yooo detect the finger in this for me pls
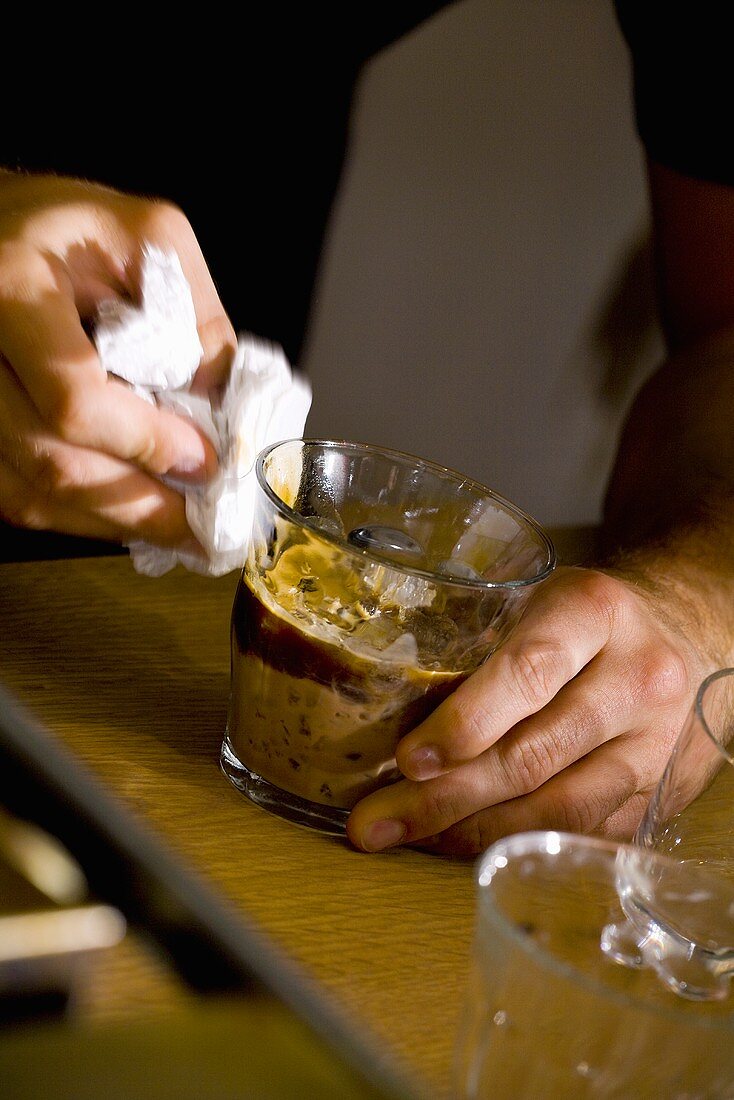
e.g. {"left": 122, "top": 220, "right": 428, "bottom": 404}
{"left": 37, "top": 192, "right": 237, "bottom": 378}
{"left": 397, "top": 568, "right": 619, "bottom": 781}
{"left": 0, "top": 455, "right": 197, "bottom": 548}
{"left": 2, "top": 206, "right": 231, "bottom": 473}
{"left": 410, "top": 737, "right": 659, "bottom": 858}
{"left": 133, "top": 202, "right": 237, "bottom": 391}
{"left": 349, "top": 654, "right": 628, "bottom": 852}
{"left": 0, "top": 278, "right": 217, "bottom": 481}
{"left": 349, "top": 626, "right": 688, "bottom": 855}
{"left": 599, "top": 792, "right": 654, "bottom": 840}
{"left": 0, "top": 363, "right": 196, "bottom": 547}
{"left": 190, "top": 314, "right": 237, "bottom": 395}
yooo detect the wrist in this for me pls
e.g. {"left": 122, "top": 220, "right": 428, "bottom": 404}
{"left": 595, "top": 523, "right": 734, "bottom": 670}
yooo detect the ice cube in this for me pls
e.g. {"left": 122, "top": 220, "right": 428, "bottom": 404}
{"left": 349, "top": 615, "right": 404, "bottom": 653}
{"left": 348, "top": 525, "right": 424, "bottom": 562}
{"left": 437, "top": 558, "right": 486, "bottom": 584}
{"left": 362, "top": 563, "right": 435, "bottom": 610}
{"left": 380, "top": 632, "right": 419, "bottom": 666}
{"left": 400, "top": 609, "right": 459, "bottom": 663}
{"left": 296, "top": 479, "right": 346, "bottom": 540}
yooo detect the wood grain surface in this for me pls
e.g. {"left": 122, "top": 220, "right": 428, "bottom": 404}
{"left": 0, "top": 554, "right": 498, "bottom": 1098}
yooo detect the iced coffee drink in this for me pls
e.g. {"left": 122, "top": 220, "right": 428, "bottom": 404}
{"left": 228, "top": 537, "right": 470, "bottom": 813}
{"left": 221, "top": 439, "right": 555, "bottom": 833}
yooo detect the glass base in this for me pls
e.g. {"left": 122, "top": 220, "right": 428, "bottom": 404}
{"left": 220, "top": 735, "right": 350, "bottom": 836}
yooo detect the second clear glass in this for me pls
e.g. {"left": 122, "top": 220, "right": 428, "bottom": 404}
{"left": 456, "top": 831, "right": 734, "bottom": 1099}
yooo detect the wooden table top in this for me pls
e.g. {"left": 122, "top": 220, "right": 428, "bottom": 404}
{"left": 0, "top": 529, "right": 593, "bottom": 1099}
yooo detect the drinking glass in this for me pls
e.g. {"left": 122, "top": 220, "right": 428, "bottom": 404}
{"left": 601, "top": 667, "right": 734, "bottom": 1001}
{"left": 635, "top": 667, "right": 734, "bottom": 871}
{"left": 455, "top": 831, "right": 734, "bottom": 1099}
{"left": 221, "top": 439, "right": 555, "bottom": 834}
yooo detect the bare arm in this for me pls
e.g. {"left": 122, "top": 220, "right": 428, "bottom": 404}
{"left": 602, "top": 161, "right": 734, "bottom": 669}
{"left": 606, "top": 160, "right": 734, "bottom": 536}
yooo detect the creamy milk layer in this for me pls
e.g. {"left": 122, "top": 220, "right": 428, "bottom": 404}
{"left": 228, "top": 540, "right": 467, "bottom": 809}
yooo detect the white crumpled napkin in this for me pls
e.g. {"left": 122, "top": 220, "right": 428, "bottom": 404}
{"left": 94, "top": 244, "right": 312, "bottom": 576}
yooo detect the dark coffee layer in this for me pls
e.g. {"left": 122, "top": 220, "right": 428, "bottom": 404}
{"left": 227, "top": 574, "right": 465, "bottom": 808}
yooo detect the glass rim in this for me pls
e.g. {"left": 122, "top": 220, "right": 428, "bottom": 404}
{"left": 474, "top": 830, "right": 734, "bottom": 1029}
{"left": 694, "top": 668, "right": 734, "bottom": 766}
{"left": 254, "top": 438, "right": 557, "bottom": 591}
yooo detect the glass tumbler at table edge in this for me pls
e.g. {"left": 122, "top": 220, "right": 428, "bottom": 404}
{"left": 455, "top": 831, "right": 734, "bottom": 1100}
{"left": 220, "top": 439, "right": 556, "bottom": 835}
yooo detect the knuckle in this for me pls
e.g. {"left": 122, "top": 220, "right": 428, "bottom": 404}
{"left": 613, "top": 739, "right": 649, "bottom": 796}
{"left": 454, "top": 814, "right": 504, "bottom": 857}
{"left": 508, "top": 643, "right": 567, "bottom": 711}
{"left": 571, "top": 568, "right": 623, "bottom": 626}
{"left": 447, "top": 692, "right": 496, "bottom": 752}
{"left": 600, "top": 791, "right": 651, "bottom": 841}
{"left": 556, "top": 790, "right": 604, "bottom": 835}
{"left": 635, "top": 646, "right": 690, "bottom": 710}
{"left": 1, "top": 486, "right": 45, "bottom": 530}
{"left": 144, "top": 199, "right": 195, "bottom": 245}
{"left": 499, "top": 734, "right": 556, "bottom": 794}
{"left": 417, "top": 780, "right": 468, "bottom": 832}
{"left": 128, "top": 432, "right": 160, "bottom": 470}
{"left": 32, "top": 449, "right": 78, "bottom": 501}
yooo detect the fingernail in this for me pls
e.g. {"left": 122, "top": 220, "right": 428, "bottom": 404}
{"left": 405, "top": 745, "right": 443, "bottom": 780}
{"left": 168, "top": 440, "right": 209, "bottom": 481}
{"left": 361, "top": 819, "right": 406, "bottom": 852}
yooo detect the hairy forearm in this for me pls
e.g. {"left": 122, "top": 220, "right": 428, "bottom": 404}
{"left": 599, "top": 330, "right": 734, "bottom": 667}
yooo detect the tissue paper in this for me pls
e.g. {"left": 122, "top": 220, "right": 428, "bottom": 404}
{"left": 94, "top": 245, "right": 312, "bottom": 577}
{"left": 95, "top": 246, "right": 203, "bottom": 392}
